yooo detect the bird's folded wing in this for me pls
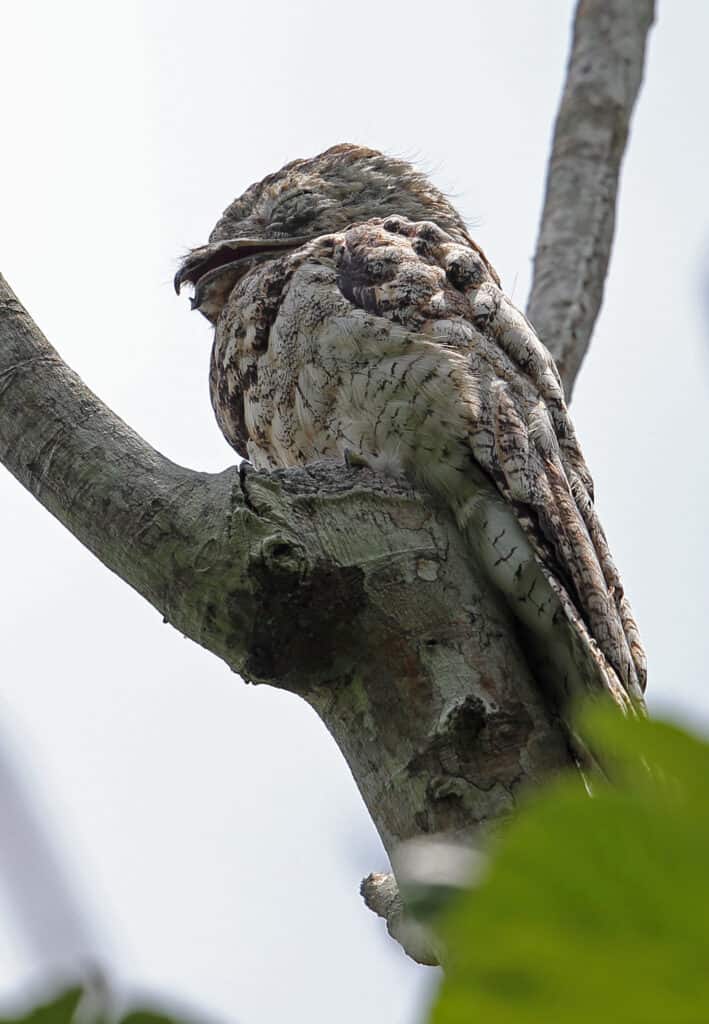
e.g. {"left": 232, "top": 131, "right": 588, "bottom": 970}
{"left": 333, "top": 218, "right": 646, "bottom": 710}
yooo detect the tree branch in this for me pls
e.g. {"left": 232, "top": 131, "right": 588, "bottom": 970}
{"left": 526, "top": 0, "right": 655, "bottom": 398}
{"left": 0, "top": 272, "right": 572, "bottom": 882}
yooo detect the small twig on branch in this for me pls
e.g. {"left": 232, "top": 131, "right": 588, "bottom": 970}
{"left": 526, "top": 0, "right": 655, "bottom": 398}
{"left": 361, "top": 873, "right": 439, "bottom": 967}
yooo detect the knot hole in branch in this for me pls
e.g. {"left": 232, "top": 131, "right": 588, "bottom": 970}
{"left": 259, "top": 533, "right": 310, "bottom": 579}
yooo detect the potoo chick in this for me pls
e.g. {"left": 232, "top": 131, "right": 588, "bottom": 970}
{"left": 175, "top": 144, "right": 646, "bottom": 724}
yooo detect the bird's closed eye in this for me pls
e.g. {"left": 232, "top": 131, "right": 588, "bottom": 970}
{"left": 285, "top": 210, "right": 314, "bottom": 232}
{"left": 270, "top": 193, "right": 318, "bottom": 233}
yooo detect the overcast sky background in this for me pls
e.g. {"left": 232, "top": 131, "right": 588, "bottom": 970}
{"left": 0, "top": 2, "right": 708, "bottom": 1022}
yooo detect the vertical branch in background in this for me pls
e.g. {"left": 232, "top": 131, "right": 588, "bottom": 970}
{"left": 526, "top": 0, "right": 655, "bottom": 399}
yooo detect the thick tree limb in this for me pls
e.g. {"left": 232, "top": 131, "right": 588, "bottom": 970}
{"left": 526, "top": 0, "right": 655, "bottom": 398}
{"left": 0, "top": 271, "right": 571, "bottom": 868}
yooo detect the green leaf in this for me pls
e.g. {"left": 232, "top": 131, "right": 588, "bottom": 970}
{"left": 120, "top": 1013, "right": 187, "bottom": 1024}
{"left": 0, "top": 987, "right": 83, "bottom": 1024}
{"left": 0, "top": 988, "right": 200, "bottom": 1024}
{"left": 430, "top": 707, "right": 709, "bottom": 1024}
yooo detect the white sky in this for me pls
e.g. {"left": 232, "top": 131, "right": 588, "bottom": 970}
{"left": 0, "top": 1, "right": 708, "bottom": 1022}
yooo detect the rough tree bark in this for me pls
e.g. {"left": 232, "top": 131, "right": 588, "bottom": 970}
{"left": 527, "top": 0, "right": 655, "bottom": 398}
{"left": 0, "top": 0, "right": 654, "bottom": 966}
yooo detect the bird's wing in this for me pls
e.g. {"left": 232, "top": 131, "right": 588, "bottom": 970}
{"left": 333, "top": 217, "right": 646, "bottom": 710}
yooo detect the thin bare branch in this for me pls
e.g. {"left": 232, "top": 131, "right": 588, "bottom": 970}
{"left": 0, "top": 730, "right": 102, "bottom": 968}
{"left": 526, "top": 0, "right": 655, "bottom": 398}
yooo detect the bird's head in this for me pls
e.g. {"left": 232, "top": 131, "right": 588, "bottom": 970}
{"left": 175, "top": 144, "right": 474, "bottom": 322}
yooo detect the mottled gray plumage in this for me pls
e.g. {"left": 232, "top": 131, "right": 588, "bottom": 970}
{"left": 176, "top": 144, "right": 646, "bottom": 728}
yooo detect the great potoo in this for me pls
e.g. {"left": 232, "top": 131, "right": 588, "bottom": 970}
{"left": 176, "top": 143, "right": 646, "bottom": 727}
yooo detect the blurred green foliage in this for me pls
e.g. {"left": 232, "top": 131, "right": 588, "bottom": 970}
{"left": 0, "top": 988, "right": 83, "bottom": 1024}
{"left": 430, "top": 706, "right": 709, "bottom": 1023}
{"left": 0, "top": 987, "right": 192, "bottom": 1024}
{"left": 4, "top": 707, "right": 707, "bottom": 1023}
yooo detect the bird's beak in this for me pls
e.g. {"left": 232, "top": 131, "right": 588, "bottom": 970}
{"left": 174, "top": 236, "right": 310, "bottom": 323}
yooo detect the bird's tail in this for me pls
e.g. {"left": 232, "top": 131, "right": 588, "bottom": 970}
{"left": 449, "top": 476, "right": 641, "bottom": 721}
